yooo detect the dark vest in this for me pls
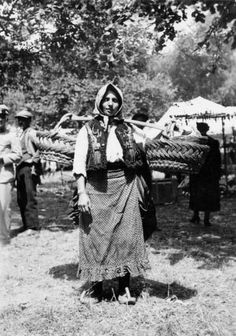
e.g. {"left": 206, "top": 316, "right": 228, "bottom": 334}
{"left": 85, "top": 117, "right": 144, "bottom": 171}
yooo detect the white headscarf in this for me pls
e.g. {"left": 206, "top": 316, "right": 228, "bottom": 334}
{"left": 93, "top": 83, "right": 123, "bottom": 119}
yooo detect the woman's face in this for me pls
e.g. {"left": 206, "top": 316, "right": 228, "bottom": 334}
{"left": 101, "top": 90, "right": 120, "bottom": 116}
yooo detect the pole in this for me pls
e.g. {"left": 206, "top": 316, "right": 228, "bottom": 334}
{"left": 70, "top": 114, "right": 164, "bottom": 131}
{"left": 221, "top": 116, "right": 228, "bottom": 194}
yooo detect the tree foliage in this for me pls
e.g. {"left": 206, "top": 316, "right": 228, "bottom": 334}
{"left": 0, "top": 0, "right": 236, "bottom": 127}
{"left": 213, "top": 51, "right": 236, "bottom": 106}
{"left": 166, "top": 33, "right": 230, "bottom": 100}
{"left": 1, "top": 0, "right": 235, "bottom": 75}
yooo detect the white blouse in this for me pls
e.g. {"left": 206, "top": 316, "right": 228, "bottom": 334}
{"left": 73, "top": 123, "right": 147, "bottom": 178}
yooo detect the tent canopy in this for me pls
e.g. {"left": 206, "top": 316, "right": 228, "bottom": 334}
{"left": 156, "top": 97, "right": 236, "bottom": 135}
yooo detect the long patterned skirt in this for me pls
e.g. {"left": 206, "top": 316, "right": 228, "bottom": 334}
{"left": 77, "top": 169, "right": 150, "bottom": 282}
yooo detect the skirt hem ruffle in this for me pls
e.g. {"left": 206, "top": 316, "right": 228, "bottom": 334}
{"left": 77, "top": 259, "right": 150, "bottom": 282}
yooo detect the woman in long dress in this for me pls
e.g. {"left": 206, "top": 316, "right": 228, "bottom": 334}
{"left": 189, "top": 122, "right": 221, "bottom": 226}
{"left": 73, "top": 83, "right": 150, "bottom": 304}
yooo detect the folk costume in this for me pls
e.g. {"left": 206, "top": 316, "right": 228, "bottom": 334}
{"left": 73, "top": 83, "right": 150, "bottom": 303}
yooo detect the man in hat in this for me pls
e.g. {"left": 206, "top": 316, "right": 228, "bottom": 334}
{"left": 0, "top": 105, "right": 22, "bottom": 246}
{"left": 189, "top": 122, "right": 221, "bottom": 226}
{"left": 15, "top": 109, "right": 42, "bottom": 232}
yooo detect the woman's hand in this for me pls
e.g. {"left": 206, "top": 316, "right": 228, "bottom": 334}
{"left": 78, "top": 192, "right": 91, "bottom": 213}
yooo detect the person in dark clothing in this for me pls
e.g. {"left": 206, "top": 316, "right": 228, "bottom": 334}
{"left": 15, "top": 110, "right": 42, "bottom": 232}
{"left": 189, "top": 122, "right": 221, "bottom": 226}
{"left": 132, "top": 112, "right": 158, "bottom": 240}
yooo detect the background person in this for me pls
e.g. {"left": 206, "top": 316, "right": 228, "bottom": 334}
{"left": 189, "top": 122, "right": 221, "bottom": 226}
{"left": 131, "top": 112, "right": 158, "bottom": 239}
{"left": 0, "top": 105, "right": 22, "bottom": 246}
{"left": 15, "top": 110, "right": 42, "bottom": 233}
{"left": 73, "top": 83, "right": 150, "bottom": 304}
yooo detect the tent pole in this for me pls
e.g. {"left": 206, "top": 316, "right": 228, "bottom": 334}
{"left": 222, "top": 116, "right": 228, "bottom": 194}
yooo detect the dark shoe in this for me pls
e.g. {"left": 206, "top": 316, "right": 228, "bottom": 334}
{"left": 28, "top": 227, "right": 41, "bottom": 231}
{"left": 17, "top": 226, "right": 27, "bottom": 233}
{"left": 17, "top": 226, "right": 40, "bottom": 232}
{"left": 11, "top": 227, "right": 25, "bottom": 237}
{"left": 190, "top": 216, "right": 200, "bottom": 224}
{"left": 19, "top": 228, "right": 40, "bottom": 236}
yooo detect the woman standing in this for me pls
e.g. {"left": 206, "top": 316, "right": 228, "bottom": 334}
{"left": 73, "top": 83, "right": 150, "bottom": 304}
{"left": 189, "top": 122, "right": 221, "bottom": 226}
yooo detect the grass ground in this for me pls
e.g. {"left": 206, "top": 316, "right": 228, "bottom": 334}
{"left": 0, "top": 171, "right": 235, "bottom": 336}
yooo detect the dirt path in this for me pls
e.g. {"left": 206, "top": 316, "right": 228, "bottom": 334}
{"left": 0, "top": 176, "right": 235, "bottom": 336}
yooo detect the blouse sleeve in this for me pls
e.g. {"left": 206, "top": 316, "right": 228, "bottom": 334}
{"left": 72, "top": 126, "right": 88, "bottom": 178}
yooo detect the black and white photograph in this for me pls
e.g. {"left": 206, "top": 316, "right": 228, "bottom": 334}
{"left": 0, "top": 1, "right": 236, "bottom": 335}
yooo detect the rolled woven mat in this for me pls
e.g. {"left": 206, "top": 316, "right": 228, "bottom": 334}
{"left": 171, "top": 135, "right": 209, "bottom": 145}
{"left": 145, "top": 136, "right": 209, "bottom": 174}
{"left": 35, "top": 130, "right": 76, "bottom": 168}
{"left": 35, "top": 130, "right": 209, "bottom": 173}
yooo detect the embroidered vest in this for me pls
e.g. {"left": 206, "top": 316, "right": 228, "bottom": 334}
{"left": 85, "top": 117, "right": 144, "bottom": 171}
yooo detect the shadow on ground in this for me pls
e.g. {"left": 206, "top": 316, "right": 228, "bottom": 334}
{"left": 139, "top": 278, "right": 197, "bottom": 300}
{"left": 150, "top": 194, "right": 236, "bottom": 269}
{"left": 49, "top": 263, "right": 78, "bottom": 280}
{"left": 49, "top": 264, "right": 197, "bottom": 301}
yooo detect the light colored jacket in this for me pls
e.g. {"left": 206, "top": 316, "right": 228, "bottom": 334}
{"left": 17, "top": 127, "right": 40, "bottom": 165}
{"left": 0, "top": 131, "right": 22, "bottom": 183}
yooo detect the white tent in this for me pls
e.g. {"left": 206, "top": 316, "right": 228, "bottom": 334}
{"left": 225, "top": 106, "right": 236, "bottom": 135}
{"left": 156, "top": 97, "right": 236, "bottom": 135}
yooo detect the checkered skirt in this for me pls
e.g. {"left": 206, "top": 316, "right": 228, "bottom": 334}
{"left": 77, "top": 168, "right": 150, "bottom": 282}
